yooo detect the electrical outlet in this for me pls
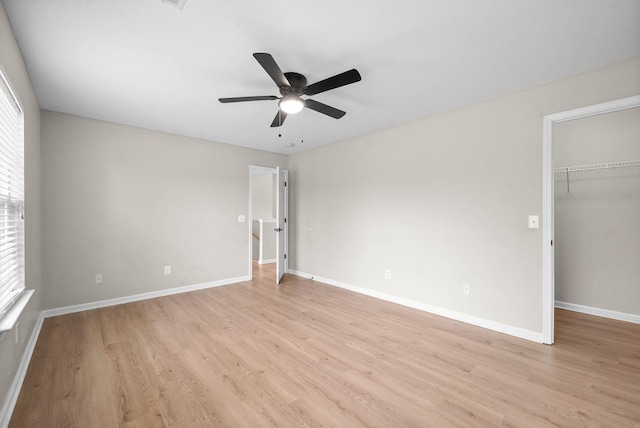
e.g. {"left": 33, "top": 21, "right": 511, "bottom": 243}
{"left": 164, "top": 265, "right": 171, "bottom": 275}
{"left": 385, "top": 269, "right": 391, "bottom": 279}
{"left": 463, "top": 284, "right": 470, "bottom": 295}
{"left": 95, "top": 274, "right": 103, "bottom": 284}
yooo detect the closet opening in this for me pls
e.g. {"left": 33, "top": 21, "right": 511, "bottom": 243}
{"left": 542, "top": 96, "right": 640, "bottom": 344}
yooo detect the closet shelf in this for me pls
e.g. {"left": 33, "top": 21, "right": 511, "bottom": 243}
{"left": 554, "top": 159, "right": 640, "bottom": 174}
{"left": 554, "top": 159, "right": 640, "bottom": 193}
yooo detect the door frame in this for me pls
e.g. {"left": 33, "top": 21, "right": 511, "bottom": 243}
{"left": 275, "top": 166, "right": 289, "bottom": 284}
{"left": 541, "top": 95, "right": 640, "bottom": 344}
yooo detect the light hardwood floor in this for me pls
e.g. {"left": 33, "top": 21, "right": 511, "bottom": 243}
{"left": 10, "top": 263, "right": 640, "bottom": 427}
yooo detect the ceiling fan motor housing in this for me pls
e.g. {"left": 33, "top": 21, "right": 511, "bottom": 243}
{"left": 282, "top": 72, "right": 307, "bottom": 96}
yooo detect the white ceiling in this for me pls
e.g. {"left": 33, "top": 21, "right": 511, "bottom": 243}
{"left": 3, "top": 0, "right": 640, "bottom": 154}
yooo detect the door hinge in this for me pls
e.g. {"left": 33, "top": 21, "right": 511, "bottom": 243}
{"left": 284, "top": 254, "right": 287, "bottom": 259}
{"left": 284, "top": 181, "right": 287, "bottom": 187}
{"left": 551, "top": 240, "right": 553, "bottom": 246}
{"left": 284, "top": 218, "right": 287, "bottom": 223}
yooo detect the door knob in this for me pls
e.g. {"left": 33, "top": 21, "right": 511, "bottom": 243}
{"left": 274, "top": 228, "right": 283, "bottom": 232}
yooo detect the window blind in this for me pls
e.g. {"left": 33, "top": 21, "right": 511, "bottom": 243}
{"left": 0, "top": 71, "right": 25, "bottom": 317}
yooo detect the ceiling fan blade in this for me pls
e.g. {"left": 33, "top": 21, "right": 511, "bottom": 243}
{"left": 304, "top": 99, "right": 346, "bottom": 119}
{"left": 270, "top": 110, "right": 288, "bottom": 127}
{"left": 219, "top": 95, "right": 278, "bottom": 103}
{"left": 253, "top": 53, "right": 291, "bottom": 88}
{"left": 304, "top": 69, "right": 361, "bottom": 96}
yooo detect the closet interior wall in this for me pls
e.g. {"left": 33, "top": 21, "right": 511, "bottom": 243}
{"left": 554, "top": 107, "right": 640, "bottom": 317}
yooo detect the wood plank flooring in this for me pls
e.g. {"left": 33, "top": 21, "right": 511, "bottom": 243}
{"left": 10, "top": 263, "right": 640, "bottom": 427}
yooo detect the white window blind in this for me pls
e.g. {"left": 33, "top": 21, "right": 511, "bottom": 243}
{"left": 0, "top": 71, "right": 25, "bottom": 317}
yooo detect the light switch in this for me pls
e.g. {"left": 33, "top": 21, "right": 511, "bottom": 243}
{"left": 528, "top": 215, "right": 539, "bottom": 229}
{"left": 238, "top": 215, "right": 245, "bottom": 223}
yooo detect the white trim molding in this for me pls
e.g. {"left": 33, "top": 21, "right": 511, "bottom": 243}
{"left": 42, "top": 276, "right": 249, "bottom": 318}
{"left": 556, "top": 301, "right": 640, "bottom": 324}
{"left": 0, "top": 290, "right": 34, "bottom": 335}
{"left": 542, "top": 95, "right": 640, "bottom": 345}
{"left": 0, "top": 312, "right": 45, "bottom": 428}
{"left": 290, "top": 270, "right": 544, "bottom": 344}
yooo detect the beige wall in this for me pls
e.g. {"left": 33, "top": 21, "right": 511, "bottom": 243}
{"left": 554, "top": 107, "right": 640, "bottom": 315}
{"left": 0, "top": 2, "right": 43, "bottom": 420}
{"left": 260, "top": 220, "right": 277, "bottom": 262}
{"left": 252, "top": 173, "right": 274, "bottom": 220}
{"left": 42, "top": 111, "right": 287, "bottom": 308}
{"left": 289, "top": 57, "right": 640, "bottom": 335}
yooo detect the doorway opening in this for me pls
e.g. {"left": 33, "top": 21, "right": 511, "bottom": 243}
{"left": 248, "top": 165, "right": 289, "bottom": 284}
{"left": 541, "top": 95, "right": 640, "bottom": 344}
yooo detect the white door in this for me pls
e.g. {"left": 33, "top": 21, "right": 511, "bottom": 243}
{"left": 275, "top": 167, "right": 288, "bottom": 284}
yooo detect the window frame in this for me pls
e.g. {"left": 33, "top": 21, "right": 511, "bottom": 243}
{"left": 0, "top": 68, "right": 32, "bottom": 335}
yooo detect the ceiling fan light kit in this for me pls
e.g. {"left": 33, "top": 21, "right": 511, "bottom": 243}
{"left": 219, "top": 52, "right": 361, "bottom": 128}
{"left": 279, "top": 95, "right": 304, "bottom": 114}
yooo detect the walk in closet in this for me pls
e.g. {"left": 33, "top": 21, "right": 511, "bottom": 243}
{"left": 554, "top": 106, "right": 640, "bottom": 320}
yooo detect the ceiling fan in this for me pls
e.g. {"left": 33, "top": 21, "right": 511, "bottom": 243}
{"left": 219, "top": 53, "right": 361, "bottom": 127}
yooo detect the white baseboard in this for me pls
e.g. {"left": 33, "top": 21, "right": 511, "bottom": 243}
{"left": 555, "top": 301, "right": 640, "bottom": 324}
{"left": 258, "top": 259, "right": 276, "bottom": 265}
{"left": 42, "top": 275, "right": 249, "bottom": 318}
{"left": 289, "top": 270, "right": 544, "bottom": 343}
{"left": 0, "top": 312, "right": 45, "bottom": 428}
